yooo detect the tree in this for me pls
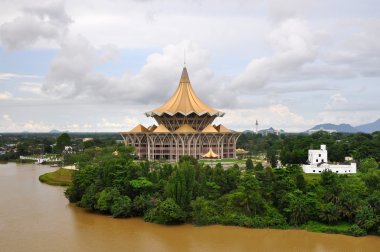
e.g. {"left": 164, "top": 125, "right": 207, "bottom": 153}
{"left": 144, "top": 198, "right": 185, "bottom": 224}
{"left": 285, "top": 190, "right": 317, "bottom": 225}
{"left": 230, "top": 173, "right": 265, "bottom": 216}
{"left": 359, "top": 157, "right": 378, "bottom": 173}
{"left": 96, "top": 187, "right": 121, "bottom": 213}
{"left": 111, "top": 195, "right": 132, "bottom": 218}
{"left": 55, "top": 133, "right": 71, "bottom": 153}
{"left": 191, "top": 197, "right": 218, "bottom": 225}
{"left": 254, "top": 162, "right": 264, "bottom": 172}
{"left": 245, "top": 159, "right": 254, "bottom": 172}
{"left": 266, "top": 149, "right": 277, "bottom": 167}
{"left": 318, "top": 202, "right": 340, "bottom": 224}
{"left": 165, "top": 161, "right": 195, "bottom": 209}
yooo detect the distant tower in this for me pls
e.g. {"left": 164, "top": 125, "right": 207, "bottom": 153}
{"left": 255, "top": 120, "right": 258, "bottom": 134}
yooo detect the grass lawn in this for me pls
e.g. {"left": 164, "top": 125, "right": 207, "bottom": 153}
{"left": 303, "top": 221, "right": 353, "bottom": 235}
{"left": 303, "top": 173, "right": 321, "bottom": 183}
{"left": 199, "top": 158, "right": 246, "bottom": 164}
{"left": 39, "top": 168, "right": 73, "bottom": 186}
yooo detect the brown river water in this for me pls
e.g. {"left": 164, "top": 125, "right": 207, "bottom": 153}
{"left": 0, "top": 162, "right": 379, "bottom": 252}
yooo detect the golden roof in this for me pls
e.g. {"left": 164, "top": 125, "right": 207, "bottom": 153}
{"left": 129, "top": 124, "right": 150, "bottom": 133}
{"left": 202, "top": 148, "right": 219, "bottom": 158}
{"left": 201, "top": 124, "right": 218, "bottom": 133}
{"left": 153, "top": 124, "right": 170, "bottom": 133}
{"left": 236, "top": 148, "right": 248, "bottom": 154}
{"left": 174, "top": 123, "right": 197, "bottom": 133}
{"left": 146, "top": 67, "right": 225, "bottom": 117}
{"left": 214, "top": 124, "right": 230, "bottom": 133}
{"left": 148, "top": 125, "right": 157, "bottom": 131}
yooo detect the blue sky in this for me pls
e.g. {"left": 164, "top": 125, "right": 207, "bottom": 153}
{"left": 0, "top": 0, "right": 380, "bottom": 132}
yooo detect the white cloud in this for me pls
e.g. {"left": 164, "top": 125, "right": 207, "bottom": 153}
{"left": 216, "top": 104, "right": 312, "bottom": 132}
{"left": 232, "top": 18, "right": 320, "bottom": 92}
{"left": 18, "top": 82, "right": 42, "bottom": 94}
{"left": 42, "top": 38, "right": 217, "bottom": 105}
{"left": 325, "top": 93, "right": 348, "bottom": 110}
{"left": 0, "top": 0, "right": 71, "bottom": 49}
{"left": 0, "top": 91, "right": 13, "bottom": 100}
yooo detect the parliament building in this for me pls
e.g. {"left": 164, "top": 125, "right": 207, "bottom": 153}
{"left": 120, "top": 67, "right": 240, "bottom": 161}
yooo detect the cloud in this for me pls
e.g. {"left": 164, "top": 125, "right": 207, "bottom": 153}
{"left": 0, "top": 113, "right": 55, "bottom": 132}
{"left": 232, "top": 18, "right": 319, "bottom": 92}
{"left": 0, "top": 73, "right": 41, "bottom": 80}
{"left": 325, "top": 93, "right": 348, "bottom": 110}
{"left": 42, "top": 38, "right": 220, "bottom": 106}
{"left": 0, "top": 0, "right": 71, "bottom": 49}
{"left": 324, "top": 18, "right": 380, "bottom": 78}
{"left": 216, "top": 104, "right": 312, "bottom": 132}
{"left": 18, "top": 82, "right": 42, "bottom": 94}
{"left": 0, "top": 91, "right": 13, "bottom": 100}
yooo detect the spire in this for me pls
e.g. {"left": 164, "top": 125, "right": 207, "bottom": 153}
{"left": 145, "top": 67, "right": 224, "bottom": 117}
{"left": 180, "top": 67, "right": 190, "bottom": 83}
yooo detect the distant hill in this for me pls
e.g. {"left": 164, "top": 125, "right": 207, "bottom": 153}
{"left": 308, "top": 123, "right": 358, "bottom": 133}
{"left": 355, "top": 119, "right": 380, "bottom": 133}
{"left": 49, "top": 129, "right": 61, "bottom": 133}
{"left": 307, "top": 118, "right": 380, "bottom": 134}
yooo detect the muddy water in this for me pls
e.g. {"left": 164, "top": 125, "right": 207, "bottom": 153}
{"left": 0, "top": 162, "right": 379, "bottom": 252}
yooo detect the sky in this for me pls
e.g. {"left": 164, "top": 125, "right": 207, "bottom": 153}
{"left": 0, "top": 0, "right": 380, "bottom": 133}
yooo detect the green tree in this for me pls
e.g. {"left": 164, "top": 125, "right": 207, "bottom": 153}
{"left": 191, "top": 197, "right": 218, "bottom": 225}
{"left": 144, "top": 198, "right": 185, "bottom": 224}
{"left": 245, "top": 159, "right": 254, "bottom": 172}
{"left": 359, "top": 157, "right": 378, "bottom": 173}
{"left": 111, "top": 195, "right": 132, "bottom": 218}
{"left": 95, "top": 187, "right": 121, "bottom": 213}
{"left": 318, "top": 202, "right": 340, "bottom": 224}
{"left": 285, "top": 190, "right": 317, "bottom": 225}
{"left": 165, "top": 161, "right": 195, "bottom": 209}
{"left": 55, "top": 133, "right": 71, "bottom": 153}
{"left": 266, "top": 149, "right": 277, "bottom": 167}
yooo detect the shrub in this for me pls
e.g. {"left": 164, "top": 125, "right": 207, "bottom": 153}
{"left": 347, "top": 224, "right": 367, "bottom": 237}
{"left": 111, "top": 196, "right": 132, "bottom": 218}
{"left": 144, "top": 198, "right": 185, "bottom": 225}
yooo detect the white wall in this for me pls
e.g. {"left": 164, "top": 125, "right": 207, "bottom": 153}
{"left": 302, "top": 163, "right": 356, "bottom": 174}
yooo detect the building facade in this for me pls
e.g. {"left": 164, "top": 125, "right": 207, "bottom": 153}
{"left": 302, "top": 144, "right": 357, "bottom": 174}
{"left": 120, "top": 67, "right": 240, "bottom": 161}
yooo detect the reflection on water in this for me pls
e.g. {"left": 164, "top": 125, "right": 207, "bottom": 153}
{"left": 0, "top": 162, "right": 379, "bottom": 252}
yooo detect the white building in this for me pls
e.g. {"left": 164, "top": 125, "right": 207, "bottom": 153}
{"left": 302, "top": 144, "right": 356, "bottom": 174}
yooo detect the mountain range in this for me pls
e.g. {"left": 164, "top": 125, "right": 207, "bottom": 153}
{"left": 308, "top": 118, "right": 380, "bottom": 134}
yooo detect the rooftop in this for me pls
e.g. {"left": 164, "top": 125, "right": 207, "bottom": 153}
{"left": 145, "top": 67, "right": 224, "bottom": 117}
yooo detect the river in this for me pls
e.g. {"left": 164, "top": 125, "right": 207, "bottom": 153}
{"left": 0, "top": 162, "right": 379, "bottom": 252}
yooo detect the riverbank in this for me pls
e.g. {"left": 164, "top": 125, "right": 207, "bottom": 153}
{"left": 39, "top": 168, "right": 73, "bottom": 186}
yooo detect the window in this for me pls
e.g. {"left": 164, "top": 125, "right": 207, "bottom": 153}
{"left": 316, "top": 159, "right": 318, "bottom": 162}
{"left": 319, "top": 154, "right": 321, "bottom": 157}
{"left": 313, "top": 170, "right": 315, "bottom": 173}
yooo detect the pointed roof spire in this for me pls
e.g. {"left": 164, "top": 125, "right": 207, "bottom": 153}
{"left": 146, "top": 67, "right": 224, "bottom": 117}
{"left": 180, "top": 67, "right": 190, "bottom": 83}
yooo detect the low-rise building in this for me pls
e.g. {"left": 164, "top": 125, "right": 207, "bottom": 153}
{"left": 302, "top": 144, "right": 356, "bottom": 174}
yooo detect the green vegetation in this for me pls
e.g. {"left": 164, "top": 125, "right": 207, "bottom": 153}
{"left": 237, "top": 131, "right": 380, "bottom": 167}
{"left": 65, "top": 145, "right": 380, "bottom": 236}
{"left": 39, "top": 168, "right": 74, "bottom": 186}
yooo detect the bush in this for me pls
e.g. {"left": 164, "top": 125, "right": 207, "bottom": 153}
{"left": 190, "top": 197, "right": 218, "bottom": 226}
{"left": 111, "top": 196, "right": 132, "bottom": 218}
{"left": 144, "top": 198, "right": 185, "bottom": 225}
{"left": 347, "top": 224, "right": 367, "bottom": 237}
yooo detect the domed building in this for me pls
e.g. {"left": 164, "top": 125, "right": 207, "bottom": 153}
{"left": 121, "top": 67, "right": 240, "bottom": 161}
